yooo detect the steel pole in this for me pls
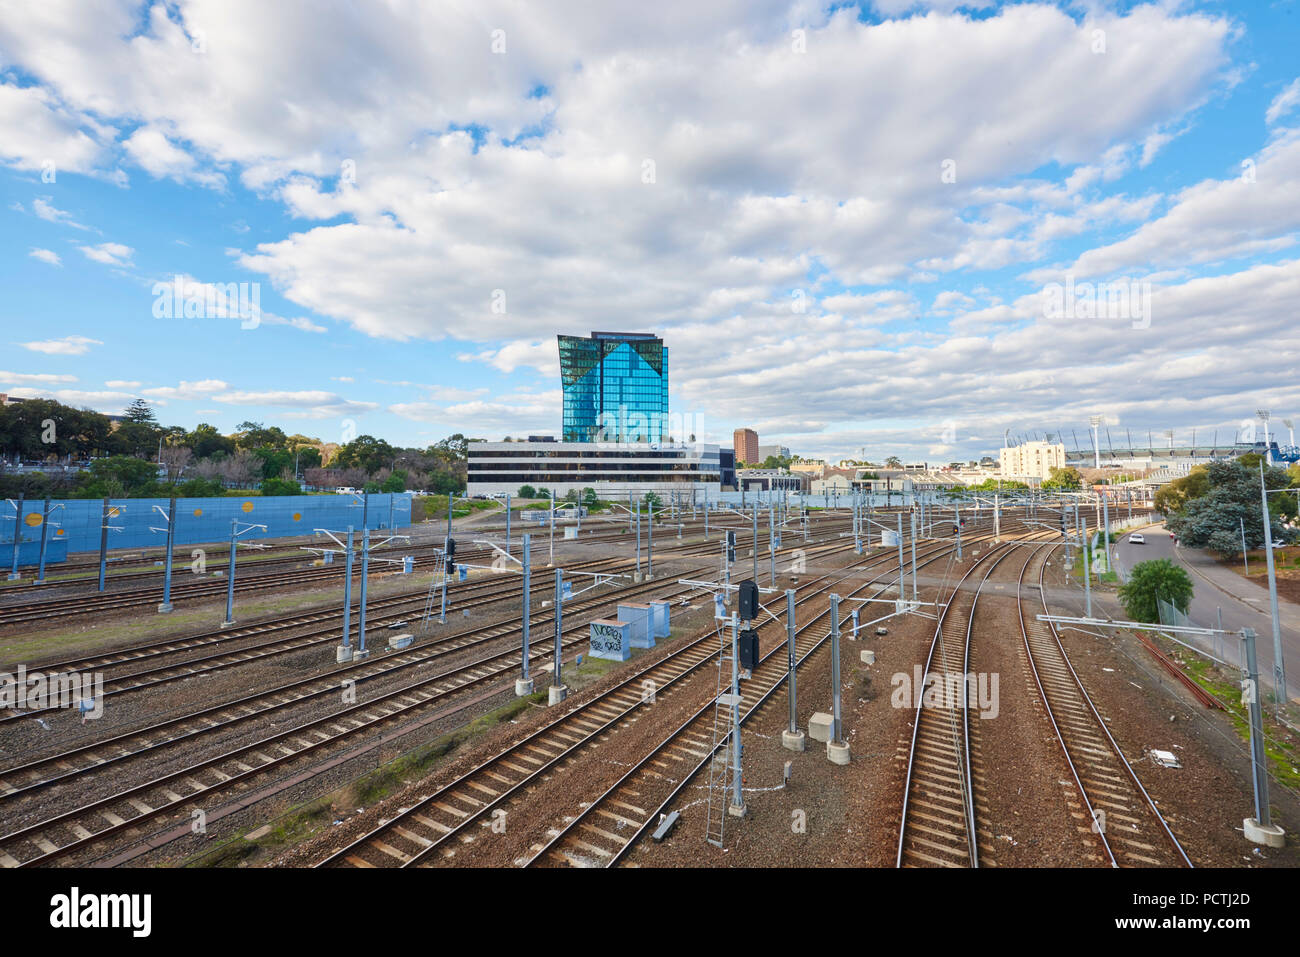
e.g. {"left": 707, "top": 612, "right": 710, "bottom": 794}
{"left": 830, "top": 594, "right": 842, "bottom": 743}
{"left": 553, "top": 568, "right": 563, "bottom": 687}
{"left": 8, "top": 492, "right": 22, "bottom": 580}
{"left": 910, "top": 511, "right": 918, "bottom": 604}
{"left": 358, "top": 528, "right": 370, "bottom": 654}
{"left": 341, "top": 526, "right": 354, "bottom": 650}
{"left": 35, "top": 498, "right": 50, "bottom": 583}
{"left": 97, "top": 497, "right": 110, "bottom": 591}
{"left": 730, "top": 612, "right": 743, "bottom": 810}
{"left": 521, "top": 534, "right": 531, "bottom": 682}
{"left": 1242, "top": 629, "right": 1272, "bottom": 828}
{"left": 1259, "top": 465, "right": 1287, "bottom": 700}
{"left": 159, "top": 497, "right": 177, "bottom": 612}
{"left": 647, "top": 499, "right": 653, "bottom": 578}
{"left": 224, "top": 519, "right": 237, "bottom": 625}
{"left": 786, "top": 589, "right": 798, "bottom": 734}
{"left": 896, "top": 512, "right": 905, "bottom": 601}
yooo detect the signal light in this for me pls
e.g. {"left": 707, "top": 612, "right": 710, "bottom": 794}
{"left": 739, "top": 628, "right": 760, "bottom": 671}
{"left": 738, "top": 579, "right": 759, "bottom": 621}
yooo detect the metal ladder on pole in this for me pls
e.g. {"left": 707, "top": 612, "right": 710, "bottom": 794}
{"left": 419, "top": 558, "right": 446, "bottom": 633}
{"left": 704, "top": 617, "right": 736, "bottom": 848}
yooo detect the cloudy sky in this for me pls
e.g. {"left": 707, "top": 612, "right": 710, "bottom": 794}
{"left": 2, "top": 0, "right": 1298, "bottom": 463}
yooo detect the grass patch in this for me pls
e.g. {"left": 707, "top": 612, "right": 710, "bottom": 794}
{"left": 1177, "top": 653, "right": 1300, "bottom": 791}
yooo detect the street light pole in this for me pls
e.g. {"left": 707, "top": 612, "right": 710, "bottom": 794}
{"left": 1259, "top": 463, "right": 1287, "bottom": 703}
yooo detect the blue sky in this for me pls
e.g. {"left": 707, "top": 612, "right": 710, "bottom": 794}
{"left": 2, "top": 0, "right": 1299, "bottom": 462}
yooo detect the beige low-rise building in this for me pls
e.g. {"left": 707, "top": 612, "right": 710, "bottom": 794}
{"left": 1000, "top": 441, "right": 1065, "bottom": 481}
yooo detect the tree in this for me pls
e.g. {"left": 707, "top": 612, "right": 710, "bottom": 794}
{"left": 1118, "top": 559, "right": 1194, "bottom": 624}
{"left": 1042, "top": 466, "right": 1083, "bottom": 491}
{"left": 1154, "top": 465, "right": 1211, "bottom": 514}
{"left": 294, "top": 445, "right": 323, "bottom": 471}
{"left": 74, "top": 456, "right": 161, "bottom": 498}
{"left": 186, "top": 423, "right": 236, "bottom": 459}
{"left": 122, "top": 398, "right": 158, "bottom": 425}
{"left": 334, "top": 435, "right": 396, "bottom": 474}
{"left": 1165, "top": 460, "right": 1294, "bottom": 557}
{"left": 381, "top": 469, "right": 407, "bottom": 493}
{"left": 885, "top": 456, "right": 902, "bottom": 469}
{"left": 517, "top": 484, "right": 538, "bottom": 499}
{"left": 260, "top": 477, "right": 303, "bottom": 496}
{"left": 582, "top": 487, "right": 598, "bottom": 508}
{"left": 159, "top": 445, "right": 193, "bottom": 482}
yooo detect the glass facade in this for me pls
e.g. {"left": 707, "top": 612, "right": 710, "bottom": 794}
{"left": 558, "top": 331, "right": 668, "bottom": 442}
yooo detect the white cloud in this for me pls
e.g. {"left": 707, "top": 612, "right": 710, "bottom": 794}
{"left": 80, "top": 242, "right": 133, "bottom": 266}
{"left": 28, "top": 247, "right": 61, "bottom": 266}
{"left": 32, "top": 196, "right": 90, "bottom": 230}
{"left": 19, "top": 335, "right": 101, "bottom": 355}
{"left": 1266, "top": 78, "right": 1300, "bottom": 126}
{"left": 123, "top": 125, "right": 226, "bottom": 188}
{"left": 213, "top": 390, "right": 380, "bottom": 419}
{"left": 0, "top": 371, "right": 77, "bottom": 386}
{"left": 142, "top": 379, "right": 229, "bottom": 401}
{"left": 104, "top": 380, "right": 141, "bottom": 388}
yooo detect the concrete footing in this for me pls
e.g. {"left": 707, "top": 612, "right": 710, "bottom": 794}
{"left": 1244, "top": 817, "right": 1286, "bottom": 847}
{"left": 548, "top": 684, "right": 569, "bottom": 706}
{"left": 220, "top": 619, "right": 236, "bottom": 629}
{"left": 336, "top": 645, "right": 353, "bottom": 663}
{"left": 808, "top": 711, "right": 833, "bottom": 743}
{"left": 515, "top": 678, "right": 535, "bottom": 697}
{"left": 781, "top": 729, "right": 807, "bottom": 752}
{"left": 826, "top": 740, "right": 851, "bottom": 765}
{"left": 859, "top": 649, "right": 876, "bottom": 665}
{"left": 727, "top": 802, "right": 748, "bottom": 819}
{"left": 352, "top": 648, "right": 370, "bottom": 661}
{"left": 157, "top": 602, "right": 173, "bottom": 614}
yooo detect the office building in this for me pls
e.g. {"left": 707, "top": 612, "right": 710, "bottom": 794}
{"left": 558, "top": 331, "right": 668, "bottom": 443}
{"left": 467, "top": 440, "right": 721, "bottom": 500}
{"left": 733, "top": 428, "right": 759, "bottom": 465}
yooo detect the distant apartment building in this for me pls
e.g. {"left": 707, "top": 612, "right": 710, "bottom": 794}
{"left": 1000, "top": 441, "right": 1066, "bottom": 480}
{"left": 756, "top": 444, "right": 790, "bottom": 462}
{"left": 733, "top": 428, "right": 759, "bottom": 465}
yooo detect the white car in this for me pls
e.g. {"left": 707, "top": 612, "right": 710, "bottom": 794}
{"left": 1129, "top": 533, "right": 1145, "bottom": 544}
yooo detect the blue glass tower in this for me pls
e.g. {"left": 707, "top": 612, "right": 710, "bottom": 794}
{"left": 558, "top": 331, "right": 668, "bottom": 443}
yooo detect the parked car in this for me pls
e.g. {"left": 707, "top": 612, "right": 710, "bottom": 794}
{"left": 1129, "top": 533, "right": 1145, "bottom": 544}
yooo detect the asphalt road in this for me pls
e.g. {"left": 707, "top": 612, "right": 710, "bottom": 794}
{"left": 1111, "top": 523, "right": 1298, "bottom": 705}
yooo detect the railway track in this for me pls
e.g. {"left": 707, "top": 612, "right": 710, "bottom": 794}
{"left": 0, "top": 565, "right": 712, "bottom": 867}
{"left": 0, "top": 515, "right": 845, "bottom": 627}
{"left": 1018, "top": 544, "right": 1192, "bottom": 867}
{"left": 317, "top": 549, "right": 902, "bottom": 868}
{"left": 316, "top": 533, "right": 994, "bottom": 868}
{"left": 0, "top": 557, "right": 635, "bottom": 728}
{"left": 894, "top": 536, "right": 1059, "bottom": 868}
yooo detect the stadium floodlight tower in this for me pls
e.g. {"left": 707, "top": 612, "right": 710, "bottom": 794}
{"left": 1284, "top": 418, "right": 1295, "bottom": 451}
{"left": 1089, "top": 415, "right": 1103, "bottom": 470}
{"left": 1257, "top": 409, "right": 1272, "bottom": 464}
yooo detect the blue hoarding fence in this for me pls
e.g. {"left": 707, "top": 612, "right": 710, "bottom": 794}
{"left": 0, "top": 493, "right": 412, "bottom": 565}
